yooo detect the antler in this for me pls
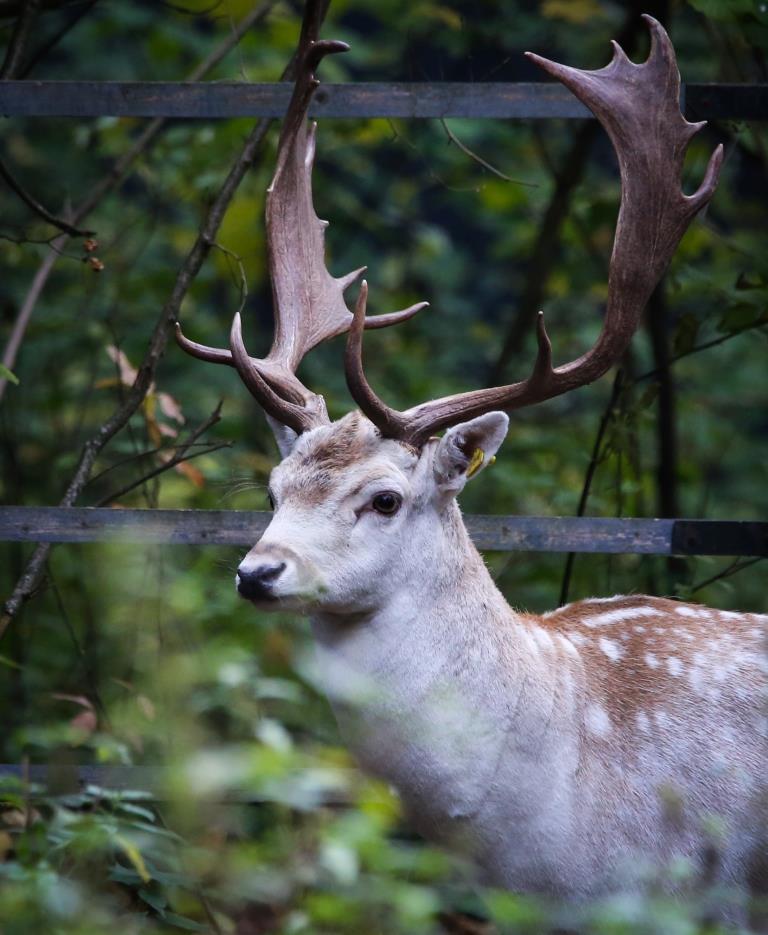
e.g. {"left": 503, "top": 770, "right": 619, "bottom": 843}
{"left": 175, "top": 2, "right": 427, "bottom": 435}
{"left": 345, "top": 16, "right": 723, "bottom": 448}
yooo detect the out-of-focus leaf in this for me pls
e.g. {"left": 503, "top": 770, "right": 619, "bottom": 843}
{"left": 672, "top": 312, "right": 699, "bottom": 355}
{"left": 0, "top": 364, "right": 19, "bottom": 385}
{"left": 115, "top": 835, "right": 151, "bottom": 884}
{"left": 163, "top": 911, "right": 208, "bottom": 931}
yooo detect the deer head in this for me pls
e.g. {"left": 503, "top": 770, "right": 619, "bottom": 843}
{"left": 176, "top": 6, "right": 722, "bottom": 616}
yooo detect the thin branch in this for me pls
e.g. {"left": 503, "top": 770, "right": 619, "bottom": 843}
{"left": 95, "top": 403, "right": 226, "bottom": 506}
{"left": 95, "top": 441, "right": 232, "bottom": 507}
{"left": 439, "top": 119, "right": 537, "bottom": 187}
{"left": 558, "top": 370, "right": 624, "bottom": 607}
{"left": 87, "top": 440, "right": 223, "bottom": 486}
{"left": 487, "top": 3, "right": 658, "bottom": 386}
{"left": 487, "top": 120, "right": 599, "bottom": 385}
{"left": 211, "top": 241, "right": 248, "bottom": 315}
{"left": 0, "top": 1, "right": 322, "bottom": 636}
{"left": 0, "top": 155, "right": 95, "bottom": 237}
{"left": 0, "top": 0, "right": 41, "bottom": 77}
{"left": 0, "top": 0, "right": 278, "bottom": 402}
{"left": 638, "top": 319, "right": 768, "bottom": 383}
{"left": 690, "top": 557, "right": 764, "bottom": 595}
{"left": 19, "top": 0, "right": 100, "bottom": 77}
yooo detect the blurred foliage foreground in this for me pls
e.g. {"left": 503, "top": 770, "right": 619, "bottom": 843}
{"left": 1, "top": 0, "right": 767, "bottom": 932}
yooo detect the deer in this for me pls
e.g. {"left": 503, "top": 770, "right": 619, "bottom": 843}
{"left": 176, "top": 2, "right": 767, "bottom": 915}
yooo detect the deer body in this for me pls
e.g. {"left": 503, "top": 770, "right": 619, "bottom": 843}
{"left": 263, "top": 415, "right": 767, "bottom": 897}
{"left": 177, "top": 5, "right": 767, "bottom": 905}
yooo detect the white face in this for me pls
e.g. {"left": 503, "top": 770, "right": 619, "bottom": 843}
{"left": 235, "top": 410, "right": 509, "bottom": 615}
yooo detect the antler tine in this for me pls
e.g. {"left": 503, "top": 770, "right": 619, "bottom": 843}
{"left": 346, "top": 281, "right": 412, "bottom": 438}
{"left": 176, "top": 0, "right": 428, "bottom": 434}
{"left": 346, "top": 16, "right": 722, "bottom": 448}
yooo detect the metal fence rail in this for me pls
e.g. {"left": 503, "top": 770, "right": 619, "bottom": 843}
{"left": 1, "top": 507, "right": 766, "bottom": 555}
{"left": 0, "top": 81, "right": 765, "bottom": 120}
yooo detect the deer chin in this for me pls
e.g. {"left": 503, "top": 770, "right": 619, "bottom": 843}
{"left": 238, "top": 578, "right": 329, "bottom": 614}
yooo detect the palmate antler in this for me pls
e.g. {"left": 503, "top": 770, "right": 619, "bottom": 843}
{"left": 175, "top": 2, "right": 427, "bottom": 435}
{"left": 345, "top": 16, "right": 723, "bottom": 447}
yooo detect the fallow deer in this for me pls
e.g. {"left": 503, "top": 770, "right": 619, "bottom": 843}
{"left": 176, "top": 3, "right": 767, "bottom": 914}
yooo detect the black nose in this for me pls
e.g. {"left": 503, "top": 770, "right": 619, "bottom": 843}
{"left": 237, "top": 561, "right": 286, "bottom": 600}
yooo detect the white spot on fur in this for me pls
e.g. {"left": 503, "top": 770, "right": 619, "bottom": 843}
{"left": 599, "top": 637, "right": 622, "bottom": 662}
{"left": 567, "top": 631, "right": 587, "bottom": 646}
{"left": 667, "top": 656, "right": 683, "bottom": 676}
{"left": 581, "top": 606, "right": 664, "bottom": 628}
{"left": 560, "top": 637, "right": 579, "bottom": 657}
{"left": 689, "top": 663, "right": 706, "bottom": 694}
{"left": 633, "top": 625, "right": 646, "bottom": 633}
{"left": 531, "top": 627, "right": 553, "bottom": 650}
{"left": 645, "top": 652, "right": 660, "bottom": 669}
{"left": 675, "top": 605, "right": 699, "bottom": 618}
{"left": 586, "top": 704, "right": 612, "bottom": 737}
{"left": 636, "top": 711, "right": 651, "bottom": 733}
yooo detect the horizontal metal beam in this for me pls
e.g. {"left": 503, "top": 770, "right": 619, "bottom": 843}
{"left": 0, "top": 81, "right": 764, "bottom": 120}
{"left": 1, "top": 507, "right": 766, "bottom": 555}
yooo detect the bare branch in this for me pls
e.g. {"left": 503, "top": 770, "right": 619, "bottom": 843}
{"left": 0, "top": 154, "right": 95, "bottom": 237}
{"left": 558, "top": 369, "right": 624, "bottom": 606}
{"left": 0, "top": 1, "right": 324, "bottom": 636}
{"left": 95, "top": 403, "right": 226, "bottom": 506}
{"left": 0, "top": 0, "right": 279, "bottom": 402}
{"left": 0, "top": 0, "right": 41, "bottom": 78}
{"left": 439, "top": 119, "right": 537, "bottom": 187}
{"left": 19, "top": 0, "right": 100, "bottom": 77}
{"left": 690, "top": 557, "right": 764, "bottom": 595}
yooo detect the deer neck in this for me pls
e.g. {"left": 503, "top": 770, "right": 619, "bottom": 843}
{"left": 308, "top": 503, "right": 578, "bottom": 851}
{"left": 310, "top": 500, "right": 518, "bottom": 689}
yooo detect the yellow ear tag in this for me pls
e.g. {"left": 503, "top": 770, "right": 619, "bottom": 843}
{"left": 466, "top": 447, "right": 485, "bottom": 479}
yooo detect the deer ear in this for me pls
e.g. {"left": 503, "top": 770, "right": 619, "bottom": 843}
{"left": 266, "top": 414, "right": 299, "bottom": 459}
{"left": 433, "top": 411, "right": 509, "bottom": 496}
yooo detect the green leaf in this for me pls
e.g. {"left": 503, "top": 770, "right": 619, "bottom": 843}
{"left": 0, "top": 364, "right": 19, "bottom": 385}
{"left": 115, "top": 802, "right": 157, "bottom": 822}
{"left": 672, "top": 312, "right": 700, "bottom": 355}
{"left": 138, "top": 886, "right": 168, "bottom": 913}
{"left": 688, "top": 0, "right": 755, "bottom": 20}
{"left": 163, "top": 911, "right": 208, "bottom": 931}
{"left": 115, "top": 834, "right": 151, "bottom": 884}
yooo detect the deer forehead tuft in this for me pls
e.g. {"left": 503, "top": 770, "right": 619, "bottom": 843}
{"left": 274, "top": 413, "right": 418, "bottom": 504}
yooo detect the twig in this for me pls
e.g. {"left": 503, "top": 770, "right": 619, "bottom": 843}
{"left": 487, "top": 4, "right": 656, "bottom": 385}
{"left": 0, "top": 155, "right": 95, "bottom": 237}
{"left": 0, "top": 0, "right": 278, "bottom": 402}
{"left": 19, "top": 0, "right": 100, "bottom": 77}
{"left": 95, "top": 441, "right": 231, "bottom": 507}
{"left": 211, "top": 241, "right": 248, "bottom": 315}
{"left": 95, "top": 403, "right": 226, "bottom": 506}
{"left": 558, "top": 370, "right": 624, "bottom": 607}
{"left": 0, "top": 0, "right": 325, "bottom": 636}
{"left": 637, "top": 320, "right": 768, "bottom": 383}
{"left": 689, "top": 557, "right": 764, "bottom": 595}
{"left": 47, "top": 564, "right": 110, "bottom": 726}
{"left": 87, "top": 441, "right": 223, "bottom": 486}
{"left": 439, "top": 119, "right": 537, "bottom": 188}
{"left": 0, "top": 0, "right": 41, "bottom": 77}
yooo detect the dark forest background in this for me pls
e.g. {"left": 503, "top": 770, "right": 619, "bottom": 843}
{"left": 0, "top": 0, "right": 766, "bottom": 931}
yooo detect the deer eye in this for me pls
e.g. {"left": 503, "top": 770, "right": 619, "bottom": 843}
{"left": 371, "top": 492, "right": 401, "bottom": 516}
